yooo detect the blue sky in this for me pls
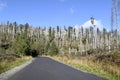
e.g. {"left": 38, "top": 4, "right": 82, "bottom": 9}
{"left": 0, "top": 0, "right": 112, "bottom": 29}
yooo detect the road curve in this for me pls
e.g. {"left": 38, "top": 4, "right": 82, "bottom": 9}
{"left": 8, "top": 57, "right": 107, "bottom": 80}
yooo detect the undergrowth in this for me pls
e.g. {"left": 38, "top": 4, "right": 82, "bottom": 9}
{"left": 51, "top": 54, "right": 120, "bottom": 80}
{"left": 0, "top": 55, "right": 32, "bottom": 74}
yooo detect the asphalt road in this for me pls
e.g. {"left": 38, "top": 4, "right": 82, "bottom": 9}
{"left": 8, "top": 57, "right": 107, "bottom": 80}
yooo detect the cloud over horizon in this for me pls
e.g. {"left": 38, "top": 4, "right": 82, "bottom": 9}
{"left": 82, "top": 20, "right": 103, "bottom": 29}
{"left": 74, "top": 19, "right": 104, "bottom": 31}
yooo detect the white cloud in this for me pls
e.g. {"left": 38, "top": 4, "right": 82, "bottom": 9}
{"left": 74, "top": 19, "right": 104, "bottom": 33}
{"left": 70, "top": 8, "right": 74, "bottom": 14}
{"left": 73, "top": 20, "right": 104, "bottom": 37}
{"left": 0, "top": 2, "right": 7, "bottom": 11}
{"left": 82, "top": 19, "right": 103, "bottom": 29}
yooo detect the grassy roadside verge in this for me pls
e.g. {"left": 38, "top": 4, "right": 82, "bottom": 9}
{"left": 0, "top": 56, "right": 32, "bottom": 74}
{"left": 50, "top": 55, "right": 120, "bottom": 80}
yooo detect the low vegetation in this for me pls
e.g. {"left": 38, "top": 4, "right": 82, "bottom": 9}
{"left": 51, "top": 52, "right": 120, "bottom": 80}
{"left": 0, "top": 54, "right": 32, "bottom": 74}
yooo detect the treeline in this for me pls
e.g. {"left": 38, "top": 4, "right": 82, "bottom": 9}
{"left": 0, "top": 22, "right": 59, "bottom": 57}
{"left": 0, "top": 20, "right": 120, "bottom": 57}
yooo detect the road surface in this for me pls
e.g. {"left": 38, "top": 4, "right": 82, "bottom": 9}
{"left": 8, "top": 57, "right": 107, "bottom": 80}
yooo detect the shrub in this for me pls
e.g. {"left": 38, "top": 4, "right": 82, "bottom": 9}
{"left": 48, "top": 42, "right": 59, "bottom": 56}
{"left": 87, "top": 49, "right": 94, "bottom": 55}
{"left": 31, "top": 49, "right": 39, "bottom": 57}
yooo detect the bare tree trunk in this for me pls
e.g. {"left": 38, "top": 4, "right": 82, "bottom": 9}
{"left": 115, "top": 7, "right": 118, "bottom": 49}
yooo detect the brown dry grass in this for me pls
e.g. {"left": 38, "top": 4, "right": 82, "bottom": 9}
{"left": 51, "top": 54, "right": 120, "bottom": 80}
{"left": 0, "top": 56, "right": 32, "bottom": 74}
